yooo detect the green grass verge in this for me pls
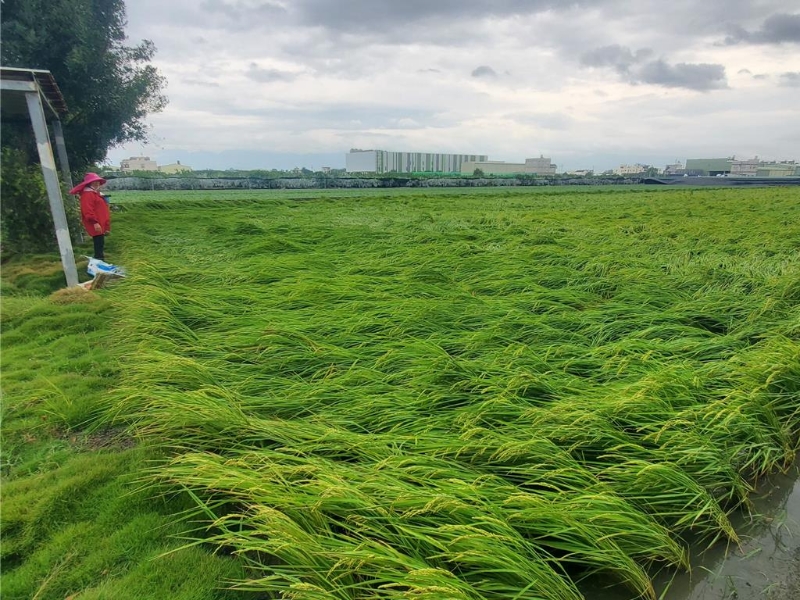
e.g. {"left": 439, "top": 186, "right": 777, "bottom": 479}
{"left": 0, "top": 257, "right": 251, "bottom": 600}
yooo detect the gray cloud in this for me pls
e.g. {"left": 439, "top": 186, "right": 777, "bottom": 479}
{"left": 722, "top": 13, "right": 800, "bottom": 45}
{"left": 635, "top": 60, "right": 727, "bottom": 91}
{"left": 580, "top": 45, "right": 653, "bottom": 73}
{"left": 206, "top": 102, "right": 455, "bottom": 132}
{"left": 197, "top": 0, "right": 288, "bottom": 30}
{"left": 296, "top": 0, "right": 559, "bottom": 32}
{"left": 779, "top": 72, "right": 800, "bottom": 87}
{"left": 582, "top": 45, "right": 727, "bottom": 91}
{"left": 246, "top": 63, "right": 299, "bottom": 83}
{"left": 472, "top": 65, "right": 498, "bottom": 78}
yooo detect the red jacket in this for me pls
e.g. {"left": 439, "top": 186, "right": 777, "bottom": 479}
{"left": 79, "top": 188, "right": 111, "bottom": 236}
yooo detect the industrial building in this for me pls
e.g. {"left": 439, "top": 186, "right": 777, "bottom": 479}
{"left": 729, "top": 158, "right": 760, "bottom": 176}
{"left": 460, "top": 156, "right": 557, "bottom": 176}
{"left": 346, "top": 149, "right": 488, "bottom": 174}
{"left": 685, "top": 157, "right": 798, "bottom": 177}
{"left": 756, "top": 162, "right": 799, "bottom": 177}
{"left": 685, "top": 158, "right": 733, "bottom": 176}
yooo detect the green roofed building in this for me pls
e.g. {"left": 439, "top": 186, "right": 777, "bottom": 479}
{"left": 684, "top": 158, "right": 733, "bottom": 176}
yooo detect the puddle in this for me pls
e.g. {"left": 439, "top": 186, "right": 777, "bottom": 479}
{"left": 583, "top": 454, "right": 800, "bottom": 600}
{"left": 653, "top": 455, "right": 800, "bottom": 600}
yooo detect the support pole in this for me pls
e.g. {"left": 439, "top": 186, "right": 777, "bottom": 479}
{"left": 52, "top": 120, "right": 73, "bottom": 189}
{"left": 51, "top": 119, "right": 83, "bottom": 243}
{"left": 25, "top": 91, "right": 79, "bottom": 287}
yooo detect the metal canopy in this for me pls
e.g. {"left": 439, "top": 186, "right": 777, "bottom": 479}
{"left": 1, "top": 66, "right": 78, "bottom": 287}
{"left": 1, "top": 66, "right": 68, "bottom": 118}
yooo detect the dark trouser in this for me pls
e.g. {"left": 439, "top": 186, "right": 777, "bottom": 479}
{"left": 92, "top": 234, "right": 105, "bottom": 260}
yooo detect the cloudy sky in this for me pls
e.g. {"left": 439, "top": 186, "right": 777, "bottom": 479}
{"left": 107, "top": 0, "right": 800, "bottom": 172}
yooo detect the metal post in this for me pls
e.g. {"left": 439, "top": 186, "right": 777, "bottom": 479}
{"left": 25, "top": 91, "right": 79, "bottom": 287}
{"left": 51, "top": 119, "right": 84, "bottom": 243}
{"left": 51, "top": 120, "right": 73, "bottom": 189}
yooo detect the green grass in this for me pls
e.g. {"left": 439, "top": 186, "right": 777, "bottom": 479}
{"left": 0, "top": 257, "right": 252, "bottom": 600}
{"left": 3, "top": 185, "right": 799, "bottom": 599}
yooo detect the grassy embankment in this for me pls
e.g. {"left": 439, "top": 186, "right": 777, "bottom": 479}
{"left": 3, "top": 186, "right": 799, "bottom": 599}
{"left": 0, "top": 254, "right": 249, "bottom": 598}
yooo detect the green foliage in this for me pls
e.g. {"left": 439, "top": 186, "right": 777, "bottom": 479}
{"left": 0, "top": 148, "right": 57, "bottom": 253}
{"left": 1, "top": 0, "right": 164, "bottom": 252}
{"left": 0, "top": 0, "right": 167, "bottom": 173}
{"left": 0, "top": 148, "right": 83, "bottom": 254}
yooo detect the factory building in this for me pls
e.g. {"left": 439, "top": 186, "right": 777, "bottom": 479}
{"left": 685, "top": 158, "right": 733, "bottom": 176}
{"left": 460, "top": 156, "right": 557, "bottom": 176}
{"left": 346, "top": 149, "right": 488, "bottom": 174}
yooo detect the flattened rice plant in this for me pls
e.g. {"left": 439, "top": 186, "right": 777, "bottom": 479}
{"left": 106, "top": 187, "right": 800, "bottom": 599}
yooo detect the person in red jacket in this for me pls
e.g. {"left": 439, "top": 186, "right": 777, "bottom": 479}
{"left": 71, "top": 173, "right": 110, "bottom": 260}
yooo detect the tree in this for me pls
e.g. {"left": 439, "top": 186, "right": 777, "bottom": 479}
{"left": 1, "top": 0, "right": 166, "bottom": 253}
{"left": 644, "top": 166, "right": 660, "bottom": 177}
{"left": 1, "top": 0, "right": 167, "bottom": 173}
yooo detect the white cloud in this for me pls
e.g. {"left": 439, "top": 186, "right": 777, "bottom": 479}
{"left": 108, "top": 0, "right": 800, "bottom": 170}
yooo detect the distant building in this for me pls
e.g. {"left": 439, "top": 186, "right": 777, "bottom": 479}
{"left": 461, "top": 156, "right": 557, "bottom": 176}
{"left": 684, "top": 158, "right": 732, "bottom": 176}
{"left": 756, "top": 162, "right": 799, "bottom": 177}
{"left": 120, "top": 156, "right": 158, "bottom": 172}
{"left": 730, "top": 158, "right": 759, "bottom": 176}
{"left": 614, "top": 164, "right": 650, "bottom": 176}
{"left": 159, "top": 161, "right": 192, "bottom": 174}
{"left": 564, "top": 169, "right": 594, "bottom": 176}
{"left": 346, "top": 149, "right": 488, "bottom": 174}
{"left": 663, "top": 161, "right": 684, "bottom": 175}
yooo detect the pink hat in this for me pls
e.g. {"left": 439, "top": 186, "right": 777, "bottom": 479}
{"left": 69, "top": 172, "right": 107, "bottom": 195}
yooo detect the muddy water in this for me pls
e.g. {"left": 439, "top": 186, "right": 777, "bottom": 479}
{"left": 653, "top": 456, "right": 800, "bottom": 600}
{"left": 583, "top": 455, "right": 800, "bottom": 600}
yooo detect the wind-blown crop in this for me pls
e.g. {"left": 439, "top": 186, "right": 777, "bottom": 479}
{"left": 106, "top": 187, "right": 800, "bottom": 599}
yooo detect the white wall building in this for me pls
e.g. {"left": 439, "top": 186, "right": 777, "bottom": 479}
{"left": 614, "top": 164, "right": 650, "bottom": 176}
{"left": 346, "top": 149, "right": 488, "bottom": 174}
{"left": 461, "top": 156, "right": 557, "bottom": 176}
{"left": 729, "top": 158, "right": 759, "bottom": 176}
{"left": 120, "top": 156, "right": 158, "bottom": 172}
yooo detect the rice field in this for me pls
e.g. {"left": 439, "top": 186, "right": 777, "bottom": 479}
{"left": 106, "top": 186, "right": 800, "bottom": 599}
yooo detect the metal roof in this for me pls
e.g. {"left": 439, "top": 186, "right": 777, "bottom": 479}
{"left": 0, "top": 66, "right": 68, "bottom": 119}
